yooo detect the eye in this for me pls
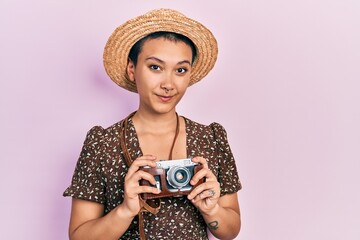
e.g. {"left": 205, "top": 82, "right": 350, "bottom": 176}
{"left": 176, "top": 68, "right": 188, "bottom": 74}
{"left": 149, "top": 65, "right": 161, "bottom": 71}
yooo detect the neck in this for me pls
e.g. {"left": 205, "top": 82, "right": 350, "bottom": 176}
{"left": 132, "top": 110, "right": 178, "bottom": 134}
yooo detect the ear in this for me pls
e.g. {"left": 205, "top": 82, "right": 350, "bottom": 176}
{"left": 126, "top": 59, "right": 136, "bottom": 82}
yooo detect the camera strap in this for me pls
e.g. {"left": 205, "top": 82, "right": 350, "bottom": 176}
{"left": 120, "top": 111, "right": 180, "bottom": 240}
{"left": 119, "top": 111, "right": 136, "bottom": 167}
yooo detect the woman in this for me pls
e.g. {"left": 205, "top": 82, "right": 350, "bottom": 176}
{"left": 64, "top": 8, "right": 242, "bottom": 240}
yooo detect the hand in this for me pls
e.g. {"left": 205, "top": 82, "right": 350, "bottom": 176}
{"left": 121, "top": 155, "right": 161, "bottom": 217}
{"left": 187, "top": 156, "right": 221, "bottom": 216}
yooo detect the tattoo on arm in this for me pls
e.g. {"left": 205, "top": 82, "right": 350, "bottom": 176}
{"left": 207, "top": 220, "right": 219, "bottom": 230}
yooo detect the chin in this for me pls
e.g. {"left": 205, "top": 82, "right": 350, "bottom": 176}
{"left": 155, "top": 108, "right": 176, "bottom": 115}
{"left": 150, "top": 105, "right": 177, "bottom": 115}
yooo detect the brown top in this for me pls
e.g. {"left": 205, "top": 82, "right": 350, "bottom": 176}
{"left": 63, "top": 116, "right": 242, "bottom": 240}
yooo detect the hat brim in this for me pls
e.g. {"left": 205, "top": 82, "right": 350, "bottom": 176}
{"left": 103, "top": 8, "right": 218, "bottom": 93}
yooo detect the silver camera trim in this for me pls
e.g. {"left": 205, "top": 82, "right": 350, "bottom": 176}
{"left": 155, "top": 158, "right": 197, "bottom": 169}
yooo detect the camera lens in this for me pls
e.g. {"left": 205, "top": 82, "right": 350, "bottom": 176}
{"left": 167, "top": 166, "right": 191, "bottom": 189}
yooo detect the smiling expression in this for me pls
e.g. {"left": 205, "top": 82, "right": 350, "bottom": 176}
{"left": 127, "top": 38, "right": 193, "bottom": 114}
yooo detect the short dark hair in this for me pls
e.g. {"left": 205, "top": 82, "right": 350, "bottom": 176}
{"left": 128, "top": 31, "right": 197, "bottom": 66}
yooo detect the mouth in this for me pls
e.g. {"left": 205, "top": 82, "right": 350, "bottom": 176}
{"left": 156, "top": 94, "right": 174, "bottom": 102}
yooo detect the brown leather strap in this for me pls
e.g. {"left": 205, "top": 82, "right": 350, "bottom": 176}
{"left": 119, "top": 111, "right": 136, "bottom": 167}
{"left": 138, "top": 196, "right": 161, "bottom": 240}
{"left": 138, "top": 211, "right": 146, "bottom": 240}
{"left": 139, "top": 196, "right": 161, "bottom": 214}
{"left": 168, "top": 112, "right": 179, "bottom": 160}
{"left": 120, "top": 111, "right": 172, "bottom": 240}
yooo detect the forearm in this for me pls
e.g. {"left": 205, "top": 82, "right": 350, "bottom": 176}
{"left": 70, "top": 204, "right": 135, "bottom": 240}
{"left": 201, "top": 204, "right": 241, "bottom": 240}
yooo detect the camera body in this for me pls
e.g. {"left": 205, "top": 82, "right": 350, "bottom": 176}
{"left": 140, "top": 158, "right": 204, "bottom": 199}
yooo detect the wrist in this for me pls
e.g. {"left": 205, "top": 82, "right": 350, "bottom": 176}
{"left": 116, "top": 202, "right": 138, "bottom": 219}
{"left": 200, "top": 203, "right": 220, "bottom": 218}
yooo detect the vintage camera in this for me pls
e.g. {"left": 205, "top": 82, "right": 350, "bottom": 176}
{"left": 140, "top": 158, "right": 204, "bottom": 199}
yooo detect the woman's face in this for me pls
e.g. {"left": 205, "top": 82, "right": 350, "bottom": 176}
{"left": 127, "top": 37, "right": 193, "bottom": 115}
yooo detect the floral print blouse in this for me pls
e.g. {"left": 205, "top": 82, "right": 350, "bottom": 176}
{"left": 63, "top": 115, "right": 241, "bottom": 239}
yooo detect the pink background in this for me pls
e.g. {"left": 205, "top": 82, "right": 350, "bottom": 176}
{"left": 1, "top": 0, "right": 359, "bottom": 239}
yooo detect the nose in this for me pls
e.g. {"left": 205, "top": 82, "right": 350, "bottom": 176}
{"left": 160, "top": 71, "right": 175, "bottom": 93}
{"left": 162, "top": 85, "right": 174, "bottom": 93}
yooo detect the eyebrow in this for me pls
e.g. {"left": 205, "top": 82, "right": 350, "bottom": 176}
{"left": 145, "top": 56, "right": 191, "bottom": 66}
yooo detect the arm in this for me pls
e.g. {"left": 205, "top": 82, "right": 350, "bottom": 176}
{"left": 201, "top": 193, "right": 241, "bottom": 239}
{"left": 68, "top": 155, "right": 160, "bottom": 240}
{"left": 188, "top": 157, "right": 241, "bottom": 240}
{"left": 69, "top": 198, "right": 134, "bottom": 240}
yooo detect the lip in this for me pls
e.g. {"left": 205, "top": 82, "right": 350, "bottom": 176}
{"left": 156, "top": 94, "right": 174, "bottom": 102}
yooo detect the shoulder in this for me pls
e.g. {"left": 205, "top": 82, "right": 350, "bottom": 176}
{"left": 83, "top": 120, "right": 124, "bottom": 147}
{"left": 182, "top": 116, "right": 228, "bottom": 136}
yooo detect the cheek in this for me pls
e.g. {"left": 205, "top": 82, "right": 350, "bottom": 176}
{"left": 175, "top": 77, "right": 191, "bottom": 91}
{"left": 135, "top": 75, "right": 160, "bottom": 92}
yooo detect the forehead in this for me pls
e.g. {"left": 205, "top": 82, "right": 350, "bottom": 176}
{"left": 139, "top": 38, "right": 193, "bottom": 60}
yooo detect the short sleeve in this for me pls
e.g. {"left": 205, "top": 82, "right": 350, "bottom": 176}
{"left": 63, "top": 126, "right": 106, "bottom": 204}
{"left": 210, "top": 122, "right": 242, "bottom": 196}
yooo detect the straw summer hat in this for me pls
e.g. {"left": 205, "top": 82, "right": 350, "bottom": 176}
{"left": 103, "top": 8, "right": 218, "bottom": 93}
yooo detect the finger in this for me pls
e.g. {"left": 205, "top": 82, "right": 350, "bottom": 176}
{"left": 133, "top": 155, "right": 158, "bottom": 168}
{"left": 125, "top": 158, "right": 157, "bottom": 180}
{"left": 132, "top": 159, "right": 158, "bottom": 168}
{"left": 190, "top": 168, "right": 216, "bottom": 185}
{"left": 207, "top": 189, "right": 216, "bottom": 197}
{"left": 192, "top": 189, "right": 217, "bottom": 203}
{"left": 137, "top": 185, "right": 161, "bottom": 195}
{"left": 125, "top": 171, "right": 160, "bottom": 197}
{"left": 132, "top": 155, "right": 157, "bottom": 167}
{"left": 188, "top": 181, "right": 219, "bottom": 200}
{"left": 191, "top": 156, "right": 209, "bottom": 168}
{"left": 125, "top": 183, "right": 161, "bottom": 197}
{"left": 128, "top": 170, "right": 158, "bottom": 185}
